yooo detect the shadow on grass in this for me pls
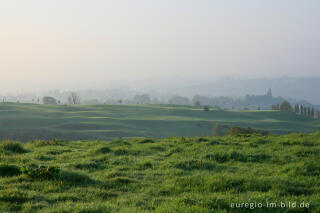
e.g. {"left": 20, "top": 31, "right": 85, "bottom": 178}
{"left": 0, "top": 164, "right": 21, "bottom": 177}
{"left": 206, "top": 151, "right": 271, "bottom": 163}
{"left": 73, "top": 161, "right": 106, "bottom": 171}
{"left": 102, "top": 177, "right": 136, "bottom": 190}
{"left": 95, "top": 146, "right": 112, "bottom": 154}
{"left": 0, "top": 190, "right": 29, "bottom": 203}
{"left": 174, "top": 175, "right": 313, "bottom": 196}
{"left": 59, "top": 170, "right": 97, "bottom": 186}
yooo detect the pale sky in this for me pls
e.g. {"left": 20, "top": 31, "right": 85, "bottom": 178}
{"left": 0, "top": 1, "right": 319, "bottom": 92}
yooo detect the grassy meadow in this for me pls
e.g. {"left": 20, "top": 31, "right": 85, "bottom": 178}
{"left": 0, "top": 103, "right": 319, "bottom": 212}
{"left": 0, "top": 103, "right": 319, "bottom": 141}
{"left": 0, "top": 133, "right": 320, "bottom": 212}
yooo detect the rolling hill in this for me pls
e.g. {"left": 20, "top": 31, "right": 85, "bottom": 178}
{"left": 0, "top": 103, "right": 319, "bottom": 141}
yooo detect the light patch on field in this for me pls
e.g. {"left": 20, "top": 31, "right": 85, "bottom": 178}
{"left": 262, "top": 119, "right": 281, "bottom": 123}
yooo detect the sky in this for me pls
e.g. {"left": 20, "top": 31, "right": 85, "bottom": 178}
{"left": 0, "top": 0, "right": 319, "bottom": 92}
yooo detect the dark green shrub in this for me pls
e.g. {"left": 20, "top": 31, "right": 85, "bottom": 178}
{"left": 0, "top": 164, "right": 21, "bottom": 177}
{"left": 0, "top": 141, "right": 27, "bottom": 153}
{"left": 21, "top": 165, "right": 60, "bottom": 180}
{"left": 138, "top": 138, "right": 154, "bottom": 144}
{"left": 227, "top": 126, "right": 268, "bottom": 136}
{"left": 21, "top": 165, "right": 94, "bottom": 185}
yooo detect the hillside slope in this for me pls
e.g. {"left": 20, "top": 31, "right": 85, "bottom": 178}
{"left": 0, "top": 103, "right": 318, "bottom": 141}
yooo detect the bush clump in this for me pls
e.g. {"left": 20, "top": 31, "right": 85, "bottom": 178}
{"left": 227, "top": 126, "right": 268, "bottom": 136}
{"left": 21, "top": 165, "right": 60, "bottom": 180}
{"left": 138, "top": 138, "right": 154, "bottom": 144}
{"left": 21, "top": 165, "right": 95, "bottom": 185}
{"left": 0, "top": 141, "right": 27, "bottom": 153}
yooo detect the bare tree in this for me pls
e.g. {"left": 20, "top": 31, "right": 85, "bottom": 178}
{"left": 68, "top": 92, "right": 81, "bottom": 105}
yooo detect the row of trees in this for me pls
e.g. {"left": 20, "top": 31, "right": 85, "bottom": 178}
{"left": 97, "top": 89, "right": 285, "bottom": 107}
{"left": 272, "top": 101, "right": 319, "bottom": 119}
{"left": 294, "top": 104, "right": 318, "bottom": 118}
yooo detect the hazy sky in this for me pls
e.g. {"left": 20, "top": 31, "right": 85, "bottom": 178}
{"left": 0, "top": 1, "right": 319, "bottom": 92}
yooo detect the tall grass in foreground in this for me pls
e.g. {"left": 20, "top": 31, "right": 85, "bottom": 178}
{"left": 0, "top": 133, "right": 319, "bottom": 212}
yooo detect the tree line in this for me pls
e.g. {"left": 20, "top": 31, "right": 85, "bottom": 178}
{"left": 272, "top": 101, "right": 320, "bottom": 119}
{"left": 4, "top": 89, "right": 317, "bottom": 114}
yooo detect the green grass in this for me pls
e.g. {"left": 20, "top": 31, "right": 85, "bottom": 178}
{"left": 0, "top": 103, "right": 319, "bottom": 141}
{"left": 0, "top": 132, "right": 319, "bottom": 212}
